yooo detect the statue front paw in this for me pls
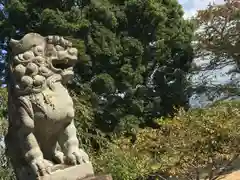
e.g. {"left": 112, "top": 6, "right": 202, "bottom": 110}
{"left": 30, "top": 157, "right": 53, "bottom": 176}
{"left": 65, "top": 148, "right": 90, "bottom": 165}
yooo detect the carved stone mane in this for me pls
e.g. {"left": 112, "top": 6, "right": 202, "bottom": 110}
{"left": 5, "top": 33, "right": 92, "bottom": 180}
{"left": 8, "top": 33, "right": 76, "bottom": 95}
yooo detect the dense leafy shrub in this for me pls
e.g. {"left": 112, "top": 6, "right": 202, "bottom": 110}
{"left": 103, "top": 101, "right": 240, "bottom": 180}
{"left": 92, "top": 145, "right": 152, "bottom": 180}
{"left": 1, "top": 86, "right": 240, "bottom": 180}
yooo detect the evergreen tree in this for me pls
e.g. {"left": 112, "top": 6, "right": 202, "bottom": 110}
{"left": 0, "top": 0, "right": 194, "bottom": 142}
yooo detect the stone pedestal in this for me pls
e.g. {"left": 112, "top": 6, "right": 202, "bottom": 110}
{"left": 82, "top": 175, "right": 113, "bottom": 180}
{"left": 38, "top": 162, "right": 95, "bottom": 180}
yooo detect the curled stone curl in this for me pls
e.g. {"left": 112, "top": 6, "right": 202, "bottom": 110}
{"left": 9, "top": 33, "right": 78, "bottom": 96}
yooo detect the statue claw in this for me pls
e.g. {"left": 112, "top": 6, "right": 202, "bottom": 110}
{"left": 30, "top": 158, "right": 53, "bottom": 176}
{"left": 65, "top": 149, "right": 90, "bottom": 165}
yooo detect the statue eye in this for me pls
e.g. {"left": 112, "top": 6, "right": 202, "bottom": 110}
{"left": 37, "top": 46, "right": 43, "bottom": 52}
{"left": 55, "top": 45, "right": 64, "bottom": 51}
{"left": 33, "top": 46, "right": 44, "bottom": 56}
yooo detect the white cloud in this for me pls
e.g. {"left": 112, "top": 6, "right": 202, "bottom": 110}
{"left": 183, "top": 9, "right": 197, "bottom": 19}
{"left": 179, "top": 0, "right": 225, "bottom": 18}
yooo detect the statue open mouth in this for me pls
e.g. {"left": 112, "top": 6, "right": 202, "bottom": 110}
{"left": 51, "top": 58, "right": 76, "bottom": 83}
{"left": 51, "top": 53, "right": 77, "bottom": 71}
{"left": 52, "top": 59, "right": 74, "bottom": 70}
{"left": 51, "top": 49, "right": 78, "bottom": 71}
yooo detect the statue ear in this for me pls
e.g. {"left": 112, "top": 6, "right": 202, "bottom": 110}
{"left": 9, "top": 39, "right": 22, "bottom": 55}
{"left": 9, "top": 39, "right": 19, "bottom": 49}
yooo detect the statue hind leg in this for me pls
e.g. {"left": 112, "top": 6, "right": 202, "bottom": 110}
{"left": 7, "top": 100, "right": 53, "bottom": 178}
{"left": 5, "top": 128, "right": 36, "bottom": 180}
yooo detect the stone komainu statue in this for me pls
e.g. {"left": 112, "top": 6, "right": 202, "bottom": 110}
{"left": 5, "top": 33, "right": 90, "bottom": 179}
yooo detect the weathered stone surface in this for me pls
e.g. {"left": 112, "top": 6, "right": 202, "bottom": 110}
{"left": 81, "top": 175, "right": 113, "bottom": 180}
{"left": 38, "top": 162, "right": 94, "bottom": 180}
{"left": 5, "top": 33, "right": 93, "bottom": 180}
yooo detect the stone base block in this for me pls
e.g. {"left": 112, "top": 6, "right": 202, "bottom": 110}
{"left": 38, "top": 162, "right": 94, "bottom": 180}
{"left": 82, "top": 175, "right": 113, "bottom": 180}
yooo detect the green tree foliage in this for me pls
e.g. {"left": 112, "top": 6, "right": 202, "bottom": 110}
{"left": 0, "top": 0, "right": 194, "bottom": 146}
{"left": 93, "top": 145, "right": 152, "bottom": 180}
{"left": 108, "top": 101, "right": 240, "bottom": 180}
{"left": 0, "top": 88, "right": 15, "bottom": 180}
{"left": 0, "top": 88, "right": 7, "bottom": 134}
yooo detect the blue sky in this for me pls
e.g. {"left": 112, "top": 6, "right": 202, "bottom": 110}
{"left": 178, "top": 0, "right": 225, "bottom": 18}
